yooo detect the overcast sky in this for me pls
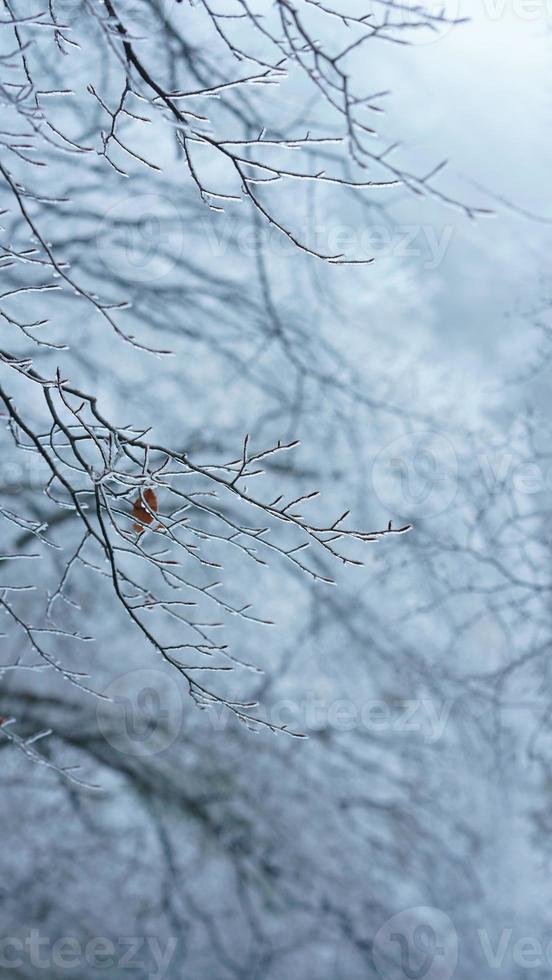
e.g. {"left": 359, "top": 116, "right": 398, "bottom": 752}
{"left": 349, "top": 3, "right": 552, "bottom": 410}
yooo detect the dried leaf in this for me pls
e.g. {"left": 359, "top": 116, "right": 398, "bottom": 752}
{"left": 132, "top": 488, "right": 158, "bottom": 535}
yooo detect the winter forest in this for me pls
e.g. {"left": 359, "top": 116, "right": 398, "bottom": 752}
{"left": 1, "top": 0, "right": 551, "bottom": 977}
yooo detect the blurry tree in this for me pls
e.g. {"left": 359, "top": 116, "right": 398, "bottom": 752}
{"left": 0, "top": 4, "right": 516, "bottom": 979}
{"left": 0, "top": 0, "right": 481, "bottom": 761}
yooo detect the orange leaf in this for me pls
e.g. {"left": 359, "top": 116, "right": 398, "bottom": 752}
{"left": 132, "top": 488, "right": 158, "bottom": 534}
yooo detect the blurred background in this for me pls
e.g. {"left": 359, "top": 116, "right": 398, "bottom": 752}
{"left": 1, "top": 1, "right": 552, "bottom": 977}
